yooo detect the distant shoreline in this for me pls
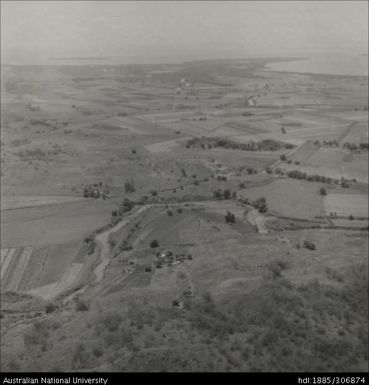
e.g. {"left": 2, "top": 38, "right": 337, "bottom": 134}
{"left": 2, "top": 56, "right": 368, "bottom": 79}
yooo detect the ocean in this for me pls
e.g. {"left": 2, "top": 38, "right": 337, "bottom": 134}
{"left": 266, "top": 53, "right": 368, "bottom": 77}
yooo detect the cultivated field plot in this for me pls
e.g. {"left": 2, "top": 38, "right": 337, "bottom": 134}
{"left": 0, "top": 241, "right": 82, "bottom": 292}
{"left": 324, "top": 193, "right": 368, "bottom": 218}
{"left": 305, "top": 147, "right": 347, "bottom": 168}
{"left": 238, "top": 178, "right": 325, "bottom": 219}
{"left": 285, "top": 144, "right": 368, "bottom": 182}
{"left": 342, "top": 153, "right": 369, "bottom": 183}
{"left": 1, "top": 195, "right": 84, "bottom": 210}
{"left": 1, "top": 199, "right": 115, "bottom": 248}
{"left": 340, "top": 122, "right": 368, "bottom": 145}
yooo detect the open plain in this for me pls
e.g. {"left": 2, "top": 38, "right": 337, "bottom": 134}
{"left": 1, "top": 57, "right": 368, "bottom": 372}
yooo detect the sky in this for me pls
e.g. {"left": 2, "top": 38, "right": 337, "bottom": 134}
{"left": 1, "top": 1, "right": 368, "bottom": 65}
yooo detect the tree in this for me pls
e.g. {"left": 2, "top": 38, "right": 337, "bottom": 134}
{"left": 213, "top": 189, "right": 223, "bottom": 200}
{"left": 223, "top": 189, "right": 231, "bottom": 200}
{"left": 225, "top": 211, "right": 236, "bottom": 224}
{"left": 124, "top": 179, "right": 135, "bottom": 193}
{"left": 319, "top": 187, "right": 327, "bottom": 196}
{"left": 280, "top": 154, "right": 287, "bottom": 161}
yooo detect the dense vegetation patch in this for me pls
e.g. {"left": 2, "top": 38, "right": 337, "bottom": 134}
{"left": 185, "top": 137, "right": 294, "bottom": 151}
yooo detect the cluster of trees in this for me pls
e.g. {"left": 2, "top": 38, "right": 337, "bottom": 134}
{"left": 343, "top": 142, "right": 368, "bottom": 152}
{"left": 239, "top": 197, "right": 267, "bottom": 213}
{"left": 186, "top": 137, "right": 294, "bottom": 152}
{"left": 283, "top": 170, "right": 350, "bottom": 185}
{"left": 313, "top": 139, "right": 339, "bottom": 147}
{"left": 216, "top": 175, "right": 227, "bottom": 182}
{"left": 83, "top": 183, "right": 110, "bottom": 199}
{"left": 213, "top": 189, "right": 237, "bottom": 200}
{"left": 111, "top": 198, "right": 135, "bottom": 225}
{"left": 252, "top": 197, "right": 267, "bottom": 213}
{"left": 18, "top": 145, "right": 62, "bottom": 161}
{"left": 302, "top": 240, "right": 316, "bottom": 250}
{"left": 83, "top": 234, "right": 96, "bottom": 255}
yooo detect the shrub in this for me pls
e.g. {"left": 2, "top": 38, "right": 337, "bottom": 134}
{"left": 167, "top": 210, "right": 173, "bottom": 216}
{"left": 124, "top": 179, "right": 135, "bottom": 193}
{"left": 101, "top": 312, "right": 122, "bottom": 332}
{"left": 23, "top": 321, "right": 50, "bottom": 351}
{"left": 45, "top": 302, "right": 58, "bottom": 314}
{"left": 303, "top": 240, "right": 316, "bottom": 251}
{"left": 177, "top": 208, "right": 183, "bottom": 214}
{"left": 319, "top": 187, "right": 327, "bottom": 196}
{"left": 92, "top": 346, "right": 103, "bottom": 358}
{"left": 71, "top": 342, "right": 91, "bottom": 370}
{"left": 223, "top": 189, "right": 231, "bottom": 200}
{"left": 225, "top": 211, "right": 236, "bottom": 224}
{"left": 150, "top": 239, "right": 159, "bottom": 248}
{"left": 280, "top": 154, "right": 287, "bottom": 161}
{"left": 75, "top": 299, "right": 89, "bottom": 312}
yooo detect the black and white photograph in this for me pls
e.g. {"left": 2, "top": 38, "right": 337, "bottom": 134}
{"left": 0, "top": 0, "right": 368, "bottom": 376}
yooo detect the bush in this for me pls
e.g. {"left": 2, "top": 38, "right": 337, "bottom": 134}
{"left": 75, "top": 299, "right": 90, "bottom": 312}
{"left": 223, "top": 189, "right": 231, "bottom": 200}
{"left": 101, "top": 312, "right": 122, "bottom": 332}
{"left": 177, "top": 208, "right": 183, "bottom": 214}
{"left": 303, "top": 240, "right": 316, "bottom": 251}
{"left": 124, "top": 179, "right": 135, "bottom": 193}
{"left": 45, "top": 302, "right": 58, "bottom": 314}
{"left": 225, "top": 211, "right": 236, "bottom": 224}
{"left": 150, "top": 239, "right": 159, "bottom": 248}
{"left": 23, "top": 321, "right": 50, "bottom": 351}
{"left": 280, "top": 154, "right": 287, "bottom": 161}
{"left": 319, "top": 187, "right": 327, "bottom": 196}
{"left": 167, "top": 210, "right": 173, "bottom": 216}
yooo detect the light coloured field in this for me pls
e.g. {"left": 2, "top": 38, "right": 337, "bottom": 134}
{"left": 0, "top": 248, "right": 17, "bottom": 280}
{"left": 342, "top": 153, "right": 369, "bottom": 183}
{"left": 1, "top": 195, "right": 84, "bottom": 210}
{"left": 0, "top": 240, "right": 85, "bottom": 294}
{"left": 324, "top": 193, "right": 368, "bottom": 218}
{"left": 239, "top": 178, "right": 325, "bottom": 219}
{"left": 6, "top": 247, "right": 33, "bottom": 291}
{"left": 306, "top": 148, "right": 346, "bottom": 168}
{"left": 340, "top": 122, "right": 368, "bottom": 144}
{"left": 1, "top": 199, "right": 115, "bottom": 248}
{"left": 145, "top": 138, "right": 188, "bottom": 153}
{"left": 232, "top": 132, "right": 304, "bottom": 146}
